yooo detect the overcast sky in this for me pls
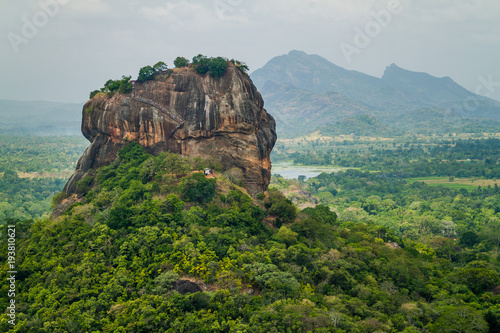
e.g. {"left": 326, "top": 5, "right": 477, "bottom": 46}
{"left": 1, "top": 0, "right": 500, "bottom": 103}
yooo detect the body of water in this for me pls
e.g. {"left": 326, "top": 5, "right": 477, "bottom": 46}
{"left": 271, "top": 162, "right": 354, "bottom": 180}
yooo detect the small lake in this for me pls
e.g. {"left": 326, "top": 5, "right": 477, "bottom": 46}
{"left": 271, "top": 162, "right": 354, "bottom": 180}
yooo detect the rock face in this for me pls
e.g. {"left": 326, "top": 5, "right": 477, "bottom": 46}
{"left": 63, "top": 62, "right": 276, "bottom": 200}
{"left": 175, "top": 280, "right": 202, "bottom": 294}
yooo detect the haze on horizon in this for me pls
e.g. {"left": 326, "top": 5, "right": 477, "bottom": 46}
{"left": 1, "top": 0, "right": 499, "bottom": 104}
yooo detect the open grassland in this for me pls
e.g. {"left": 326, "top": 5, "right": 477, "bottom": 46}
{"left": 0, "top": 171, "right": 74, "bottom": 179}
{"left": 407, "top": 176, "right": 499, "bottom": 190}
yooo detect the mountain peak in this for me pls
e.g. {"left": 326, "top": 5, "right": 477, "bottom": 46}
{"left": 381, "top": 63, "right": 472, "bottom": 101}
{"left": 382, "top": 63, "right": 452, "bottom": 83}
{"left": 250, "top": 51, "right": 500, "bottom": 138}
{"left": 287, "top": 50, "right": 308, "bottom": 57}
{"left": 251, "top": 50, "right": 379, "bottom": 95}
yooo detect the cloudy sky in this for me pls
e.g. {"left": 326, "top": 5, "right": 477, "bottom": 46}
{"left": 1, "top": 0, "right": 500, "bottom": 103}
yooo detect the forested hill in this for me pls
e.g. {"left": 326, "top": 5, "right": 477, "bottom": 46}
{"left": 1, "top": 142, "right": 499, "bottom": 332}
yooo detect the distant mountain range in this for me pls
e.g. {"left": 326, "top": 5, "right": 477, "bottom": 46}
{"left": 251, "top": 50, "right": 500, "bottom": 137}
{"left": 0, "top": 100, "right": 82, "bottom": 136}
{"left": 3, "top": 51, "right": 499, "bottom": 138}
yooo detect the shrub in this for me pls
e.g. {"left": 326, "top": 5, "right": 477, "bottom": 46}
{"left": 84, "top": 106, "right": 94, "bottom": 116}
{"left": 51, "top": 191, "right": 69, "bottom": 208}
{"left": 76, "top": 175, "right": 94, "bottom": 193}
{"left": 230, "top": 59, "right": 249, "bottom": 73}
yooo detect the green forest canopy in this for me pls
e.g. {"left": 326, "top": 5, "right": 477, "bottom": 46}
{"left": 1, "top": 141, "right": 499, "bottom": 332}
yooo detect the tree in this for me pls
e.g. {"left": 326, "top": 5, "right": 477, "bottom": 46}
{"left": 104, "top": 79, "right": 121, "bottom": 92}
{"left": 137, "top": 65, "right": 156, "bottom": 82}
{"left": 153, "top": 61, "right": 168, "bottom": 71}
{"left": 118, "top": 76, "right": 133, "bottom": 94}
{"left": 179, "top": 172, "right": 216, "bottom": 204}
{"left": 89, "top": 75, "right": 132, "bottom": 98}
{"left": 302, "top": 205, "right": 338, "bottom": 225}
{"left": 2, "top": 169, "right": 19, "bottom": 182}
{"left": 174, "top": 57, "right": 189, "bottom": 68}
{"left": 485, "top": 309, "right": 500, "bottom": 333}
{"left": 152, "top": 271, "right": 179, "bottom": 294}
{"left": 429, "top": 306, "right": 488, "bottom": 333}
{"left": 208, "top": 57, "right": 228, "bottom": 78}
{"left": 275, "top": 226, "right": 298, "bottom": 247}
{"left": 192, "top": 54, "right": 209, "bottom": 75}
{"left": 480, "top": 221, "right": 500, "bottom": 252}
{"left": 459, "top": 231, "right": 479, "bottom": 248}
{"left": 244, "top": 263, "right": 300, "bottom": 296}
{"left": 89, "top": 90, "right": 100, "bottom": 99}
{"left": 118, "top": 142, "right": 148, "bottom": 163}
{"left": 459, "top": 261, "right": 500, "bottom": 294}
{"left": 265, "top": 190, "right": 296, "bottom": 223}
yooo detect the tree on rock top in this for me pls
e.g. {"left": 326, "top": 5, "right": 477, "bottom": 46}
{"left": 192, "top": 54, "right": 228, "bottom": 78}
{"left": 208, "top": 57, "right": 228, "bottom": 78}
{"left": 137, "top": 61, "right": 168, "bottom": 83}
{"left": 137, "top": 66, "right": 156, "bottom": 83}
{"left": 174, "top": 56, "right": 189, "bottom": 68}
{"left": 192, "top": 54, "right": 210, "bottom": 75}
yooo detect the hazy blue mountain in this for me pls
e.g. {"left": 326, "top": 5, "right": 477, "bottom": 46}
{"left": 252, "top": 51, "right": 500, "bottom": 137}
{"left": 260, "top": 80, "right": 381, "bottom": 137}
{"left": 0, "top": 99, "right": 83, "bottom": 136}
{"left": 252, "top": 50, "right": 381, "bottom": 97}
{"left": 393, "top": 107, "right": 500, "bottom": 135}
{"left": 380, "top": 64, "right": 500, "bottom": 113}
{"left": 317, "top": 114, "right": 401, "bottom": 137}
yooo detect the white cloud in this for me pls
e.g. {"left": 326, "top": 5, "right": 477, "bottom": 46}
{"left": 0, "top": 0, "right": 499, "bottom": 102}
{"left": 139, "top": 2, "right": 203, "bottom": 22}
{"left": 66, "top": 0, "right": 110, "bottom": 14}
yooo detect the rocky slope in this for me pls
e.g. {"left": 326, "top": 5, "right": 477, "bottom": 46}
{"left": 62, "top": 62, "right": 276, "bottom": 203}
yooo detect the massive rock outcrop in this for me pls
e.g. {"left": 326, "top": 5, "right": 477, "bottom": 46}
{"left": 63, "top": 62, "right": 276, "bottom": 200}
